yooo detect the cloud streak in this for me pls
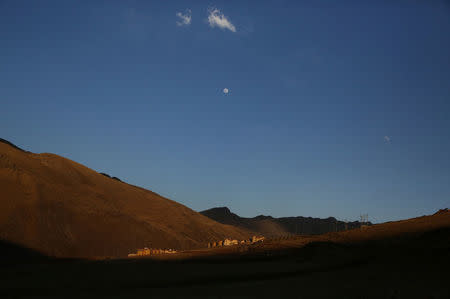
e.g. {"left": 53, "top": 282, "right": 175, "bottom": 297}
{"left": 207, "top": 8, "right": 236, "bottom": 32}
{"left": 176, "top": 10, "right": 191, "bottom": 26}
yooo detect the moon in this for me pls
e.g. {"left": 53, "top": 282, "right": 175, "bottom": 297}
{"left": 223, "top": 88, "right": 229, "bottom": 94}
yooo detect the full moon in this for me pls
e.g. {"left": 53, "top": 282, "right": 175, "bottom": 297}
{"left": 223, "top": 88, "right": 229, "bottom": 94}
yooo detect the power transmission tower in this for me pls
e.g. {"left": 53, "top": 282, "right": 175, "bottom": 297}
{"left": 360, "top": 214, "right": 369, "bottom": 226}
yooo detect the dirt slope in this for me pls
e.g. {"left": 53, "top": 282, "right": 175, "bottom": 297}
{"left": 0, "top": 140, "right": 251, "bottom": 258}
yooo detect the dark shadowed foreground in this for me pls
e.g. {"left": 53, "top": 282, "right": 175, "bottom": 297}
{"left": 1, "top": 211, "right": 449, "bottom": 298}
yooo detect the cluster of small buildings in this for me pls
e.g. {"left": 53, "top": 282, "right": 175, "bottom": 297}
{"left": 128, "top": 248, "right": 177, "bottom": 257}
{"left": 208, "top": 236, "right": 265, "bottom": 248}
{"left": 127, "top": 236, "right": 265, "bottom": 257}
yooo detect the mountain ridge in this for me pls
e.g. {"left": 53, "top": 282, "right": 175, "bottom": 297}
{"left": 200, "top": 207, "right": 369, "bottom": 237}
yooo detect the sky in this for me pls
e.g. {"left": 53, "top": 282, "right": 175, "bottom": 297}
{"left": 1, "top": 0, "right": 450, "bottom": 223}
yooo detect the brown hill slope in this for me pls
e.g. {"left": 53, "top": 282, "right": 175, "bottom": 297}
{"left": 200, "top": 207, "right": 366, "bottom": 237}
{"left": 0, "top": 140, "right": 251, "bottom": 258}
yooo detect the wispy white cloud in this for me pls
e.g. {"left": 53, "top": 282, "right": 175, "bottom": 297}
{"left": 207, "top": 8, "right": 236, "bottom": 32}
{"left": 176, "top": 9, "right": 191, "bottom": 26}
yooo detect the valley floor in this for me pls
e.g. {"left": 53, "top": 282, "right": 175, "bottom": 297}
{"left": 1, "top": 224, "right": 449, "bottom": 298}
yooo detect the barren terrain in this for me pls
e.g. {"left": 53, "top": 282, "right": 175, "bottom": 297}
{"left": 1, "top": 209, "right": 449, "bottom": 298}
{"left": 1, "top": 138, "right": 449, "bottom": 298}
{"left": 0, "top": 140, "right": 251, "bottom": 258}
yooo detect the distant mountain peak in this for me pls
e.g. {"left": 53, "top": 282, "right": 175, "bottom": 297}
{"left": 204, "top": 207, "right": 231, "bottom": 213}
{"left": 212, "top": 206, "right": 230, "bottom": 211}
{"left": 254, "top": 215, "right": 273, "bottom": 220}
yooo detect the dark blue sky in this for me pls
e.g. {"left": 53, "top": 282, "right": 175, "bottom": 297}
{"left": 1, "top": 1, "right": 449, "bottom": 222}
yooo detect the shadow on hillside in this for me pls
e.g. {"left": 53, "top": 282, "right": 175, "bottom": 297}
{"left": 0, "top": 239, "right": 50, "bottom": 265}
